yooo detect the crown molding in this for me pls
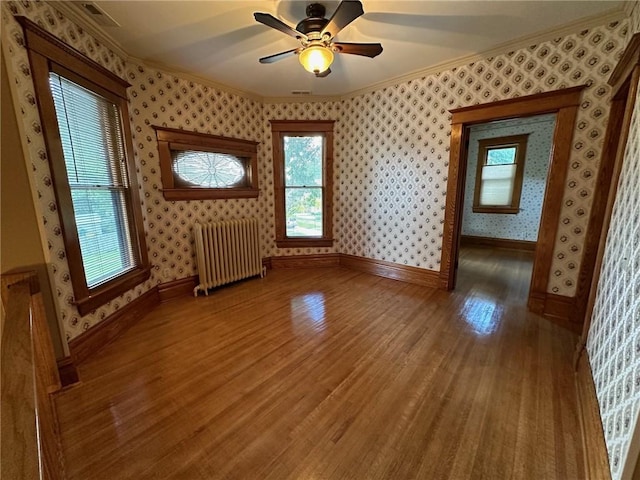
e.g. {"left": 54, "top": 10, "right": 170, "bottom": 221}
{"left": 262, "top": 95, "right": 341, "bottom": 105}
{"left": 340, "top": 7, "right": 628, "bottom": 100}
{"left": 50, "top": 1, "right": 628, "bottom": 104}
{"left": 133, "top": 57, "right": 263, "bottom": 102}
{"left": 49, "top": 1, "right": 263, "bottom": 102}
{"left": 49, "top": 1, "right": 129, "bottom": 60}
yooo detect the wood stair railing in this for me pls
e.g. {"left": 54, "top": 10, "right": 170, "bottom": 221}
{"left": 1, "top": 271, "right": 66, "bottom": 479}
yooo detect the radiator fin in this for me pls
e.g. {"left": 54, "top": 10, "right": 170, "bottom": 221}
{"left": 193, "top": 219, "right": 263, "bottom": 296}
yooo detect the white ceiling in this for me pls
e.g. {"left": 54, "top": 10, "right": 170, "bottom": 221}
{"left": 70, "top": 1, "right": 626, "bottom": 98}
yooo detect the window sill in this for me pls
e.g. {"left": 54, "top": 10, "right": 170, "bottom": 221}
{"left": 162, "top": 188, "right": 259, "bottom": 201}
{"left": 472, "top": 206, "right": 520, "bottom": 214}
{"left": 75, "top": 266, "right": 151, "bottom": 316}
{"left": 276, "top": 238, "right": 334, "bottom": 248}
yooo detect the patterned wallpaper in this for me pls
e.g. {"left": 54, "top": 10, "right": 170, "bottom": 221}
{"left": 1, "top": 1, "right": 631, "bottom": 342}
{"left": 461, "top": 114, "right": 556, "bottom": 241}
{"left": 338, "top": 23, "right": 627, "bottom": 289}
{"left": 586, "top": 4, "right": 640, "bottom": 478}
{"left": 1, "top": 1, "right": 154, "bottom": 342}
{"left": 587, "top": 78, "right": 640, "bottom": 480}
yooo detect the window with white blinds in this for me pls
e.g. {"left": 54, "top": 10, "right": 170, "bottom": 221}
{"left": 49, "top": 73, "right": 137, "bottom": 288}
{"left": 23, "top": 17, "right": 149, "bottom": 316}
{"left": 473, "top": 135, "right": 529, "bottom": 214}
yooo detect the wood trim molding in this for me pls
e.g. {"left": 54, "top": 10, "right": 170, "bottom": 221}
{"left": 22, "top": 18, "right": 151, "bottom": 317}
{"left": 1, "top": 271, "right": 65, "bottom": 480}
{"left": 17, "top": 16, "right": 129, "bottom": 97}
{"left": 339, "top": 254, "right": 440, "bottom": 288}
{"left": 460, "top": 235, "right": 536, "bottom": 252}
{"left": 450, "top": 86, "right": 586, "bottom": 124}
{"left": 158, "top": 276, "right": 199, "bottom": 302}
{"left": 270, "top": 120, "right": 335, "bottom": 249}
{"left": 472, "top": 134, "right": 529, "bottom": 215}
{"left": 153, "top": 126, "right": 259, "bottom": 201}
{"left": 529, "top": 291, "right": 580, "bottom": 333}
{"left": 56, "top": 356, "right": 80, "bottom": 387}
{"left": 576, "top": 352, "right": 612, "bottom": 480}
{"left": 270, "top": 254, "right": 341, "bottom": 269}
{"left": 68, "top": 287, "right": 159, "bottom": 365}
{"left": 440, "top": 86, "right": 587, "bottom": 313}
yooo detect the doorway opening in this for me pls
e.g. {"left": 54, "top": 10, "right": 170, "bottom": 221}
{"left": 439, "top": 86, "right": 586, "bottom": 324}
{"left": 457, "top": 114, "right": 556, "bottom": 305}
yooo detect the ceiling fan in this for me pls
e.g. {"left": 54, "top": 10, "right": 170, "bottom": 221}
{"left": 254, "top": 0, "right": 383, "bottom": 77}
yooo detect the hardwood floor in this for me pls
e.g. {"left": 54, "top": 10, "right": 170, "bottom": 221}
{"left": 54, "top": 247, "right": 583, "bottom": 479}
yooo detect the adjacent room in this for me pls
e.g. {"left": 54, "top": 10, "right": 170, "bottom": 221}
{"left": 2, "top": 1, "right": 639, "bottom": 479}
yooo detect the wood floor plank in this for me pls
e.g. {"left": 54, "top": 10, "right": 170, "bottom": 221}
{"left": 54, "top": 246, "right": 584, "bottom": 479}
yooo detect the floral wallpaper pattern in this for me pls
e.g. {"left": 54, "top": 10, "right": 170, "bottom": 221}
{"left": 5, "top": 3, "right": 640, "bottom": 477}
{"left": 461, "top": 114, "right": 556, "bottom": 242}
{"left": 0, "top": 1, "right": 630, "bottom": 343}
{"left": 587, "top": 78, "right": 640, "bottom": 480}
{"left": 586, "top": 3, "right": 640, "bottom": 479}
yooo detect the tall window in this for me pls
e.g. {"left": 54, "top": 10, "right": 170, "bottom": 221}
{"left": 22, "top": 18, "right": 149, "bottom": 316}
{"left": 473, "top": 134, "right": 529, "bottom": 214}
{"left": 271, "top": 120, "right": 334, "bottom": 248}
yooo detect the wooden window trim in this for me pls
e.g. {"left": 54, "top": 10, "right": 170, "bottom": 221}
{"left": 472, "top": 134, "right": 529, "bottom": 214}
{"left": 153, "top": 126, "right": 259, "bottom": 201}
{"left": 270, "top": 120, "right": 334, "bottom": 248}
{"left": 19, "top": 17, "right": 150, "bottom": 316}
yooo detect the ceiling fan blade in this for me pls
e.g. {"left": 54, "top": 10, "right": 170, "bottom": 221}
{"left": 316, "top": 68, "right": 331, "bottom": 78}
{"left": 333, "top": 42, "right": 383, "bottom": 58}
{"left": 254, "top": 13, "right": 307, "bottom": 40}
{"left": 259, "top": 48, "right": 300, "bottom": 64}
{"left": 320, "top": 1, "right": 364, "bottom": 39}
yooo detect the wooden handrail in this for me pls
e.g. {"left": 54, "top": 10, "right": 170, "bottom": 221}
{"left": 1, "top": 271, "right": 66, "bottom": 480}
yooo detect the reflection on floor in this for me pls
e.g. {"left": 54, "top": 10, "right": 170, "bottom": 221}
{"left": 456, "top": 245, "right": 534, "bottom": 335}
{"left": 55, "top": 253, "right": 581, "bottom": 480}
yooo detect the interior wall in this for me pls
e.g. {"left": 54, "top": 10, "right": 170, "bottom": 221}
{"left": 0, "top": 1, "right": 630, "bottom": 343}
{"left": 336, "top": 22, "right": 627, "bottom": 288}
{"left": 586, "top": 76, "right": 640, "bottom": 480}
{"left": 125, "top": 60, "right": 266, "bottom": 280}
{"left": 0, "top": 49, "right": 64, "bottom": 358}
{"left": 586, "top": 4, "right": 640, "bottom": 478}
{"left": 1, "top": 1, "right": 155, "bottom": 343}
{"left": 461, "top": 114, "right": 556, "bottom": 242}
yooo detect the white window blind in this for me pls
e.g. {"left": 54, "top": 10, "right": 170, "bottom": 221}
{"left": 478, "top": 146, "right": 518, "bottom": 207}
{"left": 49, "top": 73, "right": 136, "bottom": 288}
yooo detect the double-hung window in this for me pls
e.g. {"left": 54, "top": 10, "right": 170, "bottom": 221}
{"left": 271, "top": 121, "right": 334, "bottom": 248}
{"left": 22, "top": 18, "right": 149, "bottom": 315}
{"left": 473, "top": 134, "right": 529, "bottom": 214}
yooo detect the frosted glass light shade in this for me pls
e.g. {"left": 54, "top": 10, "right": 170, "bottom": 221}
{"left": 299, "top": 46, "right": 334, "bottom": 74}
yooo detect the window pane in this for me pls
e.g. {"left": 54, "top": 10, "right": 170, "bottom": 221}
{"left": 71, "top": 187, "right": 135, "bottom": 287}
{"left": 173, "top": 151, "right": 246, "bottom": 187}
{"left": 284, "top": 136, "right": 323, "bottom": 186}
{"left": 479, "top": 164, "right": 516, "bottom": 206}
{"left": 50, "top": 72, "right": 137, "bottom": 288}
{"left": 50, "top": 74, "right": 125, "bottom": 187}
{"left": 486, "top": 147, "right": 516, "bottom": 165}
{"left": 285, "top": 187, "right": 323, "bottom": 237}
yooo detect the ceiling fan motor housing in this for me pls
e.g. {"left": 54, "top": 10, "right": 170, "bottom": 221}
{"left": 296, "top": 3, "right": 329, "bottom": 35}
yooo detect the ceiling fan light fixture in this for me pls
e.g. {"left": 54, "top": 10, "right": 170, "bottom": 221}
{"left": 299, "top": 45, "right": 334, "bottom": 74}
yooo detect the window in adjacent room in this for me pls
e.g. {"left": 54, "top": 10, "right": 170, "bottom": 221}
{"left": 270, "top": 120, "right": 334, "bottom": 248}
{"left": 153, "top": 126, "right": 259, "bottom": 201}
{"left": 22, "top": 18, "right": 149, "bottom": 316}
{"left": 473, "top": 134, "right": 529, "bottom": 214}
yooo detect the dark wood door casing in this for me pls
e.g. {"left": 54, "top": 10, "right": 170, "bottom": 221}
{"left": 440, "top": 86, "right": 587, "bottom": 321}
